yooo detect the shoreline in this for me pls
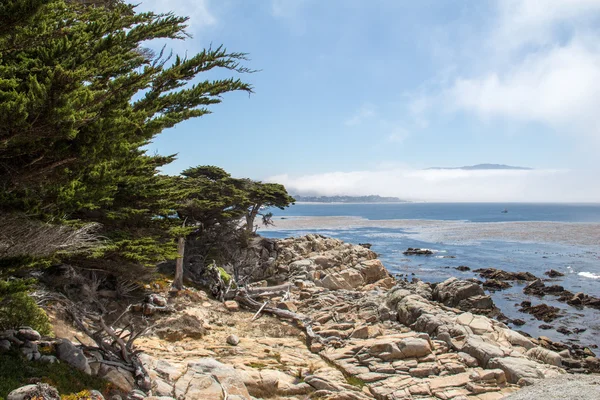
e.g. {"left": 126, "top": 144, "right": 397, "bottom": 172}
{"left": 260, "top": 216, "right": 600, "bottom": 247}
{"left": 260, "top": 216, "right": 600, "bottom": 349}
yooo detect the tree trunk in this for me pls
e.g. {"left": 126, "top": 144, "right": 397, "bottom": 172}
{"left": 172, "top": 236, "right": 185, "bottom": 291}
{"left": 245, "top": 204, "right": 260, "bottom": 233}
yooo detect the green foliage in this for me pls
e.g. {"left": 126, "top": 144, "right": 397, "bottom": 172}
{"left": 0, "top": 350, "right": 110, "bottom": 398}
{"left": 0, "top": 1, "right": 297, "bottom": 287}
{"left": 176, "top": 165, "right": 295, "bottom": 234}
{"left": 0, "top": 279, "right": 52, "bottom": 335}
{"left": 0, "top": 0, "right": 253, "bottom": 268}
{"left": 242, "top": 180, "right": 295, "bottom": 232}
{"left": 217, "top": 267, "right": 232, "bottom": 285}
{"left": 177, "top": 166, "right": 249, "bottom": 230}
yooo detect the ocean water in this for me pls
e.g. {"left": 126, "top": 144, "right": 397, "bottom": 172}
{"left": 269, "top": 202, "right": 600, "bottom": 223}
{"left": 260, "top": 203, "right": 600, "bottom": 348}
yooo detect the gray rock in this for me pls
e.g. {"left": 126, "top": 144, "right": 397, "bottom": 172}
{"left": 0, "top": 339, "right": 11, "bottom": 351}
{"left": 433, "top": 277, "right": 485, "bottom": 308}
{"left": 487, "top": 356, "right": 546, "bottom": 384}
{"left": 16, "top": 328, "right": 41, "bottom": 342}
{"left": 461, "top": 336, "right": 505, "bottom": 368}
{"left": 147, "top": 294, "right": 167, "bottom": 307}
{"left": 102, "top": 367, "right": 136, "bottom": 392}
{"left": 89, "top": 390, "right": 105, "bottom": 400}
{"left": 21, "top": 346, "right": 35, "bottom": 355}
{"left": 21, "top": 341, "right": 38, "bottom": 351}
{"left": 7, "top": 383, "right": 60, "bottom": 400}
{"left": 0, "top": 330, "right": 16, "bottom": 340}
{"left": 127, "top": 389, "right": 147, "bottom": 400}
{"left": 526, "top": 346, "right": 562, "bottom": 367}
{"left": 56, "top": 339, "right": 91, "bottom": 374}
{"left": 39, "top": 355, "right": 59, "bottom": 364}
{"left": 458, "top": 351, "right": 479, "bottom": 367}
{"left": 227, "top": 334, "right": 240, "bottom": 346}
{"left": 175, "top": 358, "right": 251, "bottom": 399}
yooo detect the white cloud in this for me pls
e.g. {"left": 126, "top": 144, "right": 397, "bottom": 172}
{"left": 448, "top": 41, "right": 600, "bottom": 139}
{"left": 268, "top": 168, "right": 600, "bottom": 202}
{"left": 412, "top": 0, "right": 600, "bottom": 145}
{"left": 493, "top": 0, "right": 600, "bottom": 52}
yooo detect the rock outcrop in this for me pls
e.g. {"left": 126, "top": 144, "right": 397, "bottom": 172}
{"left": 384, "top": 280, "right": 564, "bottom": 387}
{"left": 14, "top": 234, "right": 596, "bottom": 400}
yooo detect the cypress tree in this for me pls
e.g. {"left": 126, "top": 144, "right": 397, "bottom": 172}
{"left": 0, "top": 0, "right": 253, "bottom": 267}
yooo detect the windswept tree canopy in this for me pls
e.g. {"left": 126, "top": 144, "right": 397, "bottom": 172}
{"left": 177, "top": 166, "right": 248, "bottom": 230}
{"left": 0, "top": 0, "right": 253, "bottom": 218}
{"left": 0, "top": 0, "right": 254, "bottom": 267}
{"left": 242, "top": 181, "right": 295, "bottom": 232}
{"left": 175, "top": 166, "right": 296, "bottom": 234}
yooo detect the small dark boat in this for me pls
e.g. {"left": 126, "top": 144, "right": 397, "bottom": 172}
{"left": 501, "top": 208, "right": 508, "bottom": 213}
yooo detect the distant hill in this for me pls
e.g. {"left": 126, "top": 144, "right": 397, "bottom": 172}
{"left": 292, "top": 195, "right": 407, "bottom": 203}
{"left": 426, "top": 163, "right": 532, "bottom": 171}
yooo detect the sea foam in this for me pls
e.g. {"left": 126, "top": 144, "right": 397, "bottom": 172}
{"left": 578, "top": 271, "right": 600, "bottom": 279}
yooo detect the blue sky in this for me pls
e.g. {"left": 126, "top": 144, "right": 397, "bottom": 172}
{"left": 140, "top": 0, "right": 600, "bottom": 202}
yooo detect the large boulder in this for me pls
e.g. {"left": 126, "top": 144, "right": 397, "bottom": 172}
{"left": 487, "top": 356, "right": 546, "bottom": 384}
{"left": 319, "top": 270, "right": 365, "bottom": 290}
{"left": 8, "top": 384, "right": 59, "bottom": 400}
{"left": 16, "top": 328, "right": 41, "bottom": 342}
{"left": 102, "top": 367, "right": 136, "bottom": 392}
{"left": 240, "top": 369, "right": 311, "bottom": 397}
{"left": 56, "top": 339, "right": 91, "bottom": 374}
{"left": 175, "top": 358, "right": 251, "bottom": 400}
{"left": 367, "top": 337, "right": 432, "bottom": 361}
{"left": 154, "top": 313, "right": 206, "bottom": 342}
{"left": 355, "top": 259, "right": 389, "bottom": 284}
{"left": 526, "top": 347, "right": 562, "bottom": 367}
{"left": 433, "top": 278, "right": 485, "bottom": 308}
{"left": 456, "top": 313, "right": 494, "bottom": 335}
{"left": 460, "top": 336, "right": 505, "bottom": 368}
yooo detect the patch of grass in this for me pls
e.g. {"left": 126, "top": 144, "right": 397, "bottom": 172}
{"left": 148, "top": 276, "right": 171, "bottom": 291}
{"left": 247, "top": 362, "right": 267, "bottom": 369}
{"left": 345, "top": 375, "right": 366, "bottom": 388}
{"left": 322, "top": 358, "right": 366, "bottom": 388}
{"left": 271, "top": 351, "right": 282, "bottom": 363}
{"left": 0, "top": 350, "right": 111, "bottom": 398}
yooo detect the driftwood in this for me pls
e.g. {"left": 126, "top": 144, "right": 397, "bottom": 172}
{"left": 251, "top": 300, "right": 269, "bottom": 321}
{"left": 246, "top": 283, "right": 293, "bottom": 295}
{"left": 59, "top": 299, "right": 152, "bottom": 391}
{"left": 235, "top": 289, "right": 336, "bottom": 346}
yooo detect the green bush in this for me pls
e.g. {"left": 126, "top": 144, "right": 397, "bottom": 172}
{"left": 0, "top": 350, "right": 110, "bottom": 398}
{"left": 0, "top": 280, "right": 52, "bottom": 335}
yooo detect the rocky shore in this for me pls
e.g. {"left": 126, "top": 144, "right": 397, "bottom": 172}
{"left": 3, "top": 234, "right": 599, "bottom": 399}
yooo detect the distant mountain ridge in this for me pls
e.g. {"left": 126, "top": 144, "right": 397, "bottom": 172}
{"left": 426, "top": 163, "right": 532, "bottom": 171}
{"left": 292, "top": 195, "right": 407, "bottom": 203}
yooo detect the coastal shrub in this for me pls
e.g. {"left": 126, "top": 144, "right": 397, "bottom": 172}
{"left": 0, "top": 279, "right": 51, "bottom": 335}
{"left": 0, "top": 350, "right": 110, "bottom": 398}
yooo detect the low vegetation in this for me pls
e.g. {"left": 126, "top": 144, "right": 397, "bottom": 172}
{"left": 0, "top": 350, "right": 111, "bottom": 399}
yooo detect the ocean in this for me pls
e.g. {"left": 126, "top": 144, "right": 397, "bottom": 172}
{"left": 260, "top": 202, "right": 600, "bottom": 348}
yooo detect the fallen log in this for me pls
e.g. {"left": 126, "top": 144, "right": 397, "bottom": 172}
{"left": 235, "top": 289, "right": 337, "bottom": 346}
